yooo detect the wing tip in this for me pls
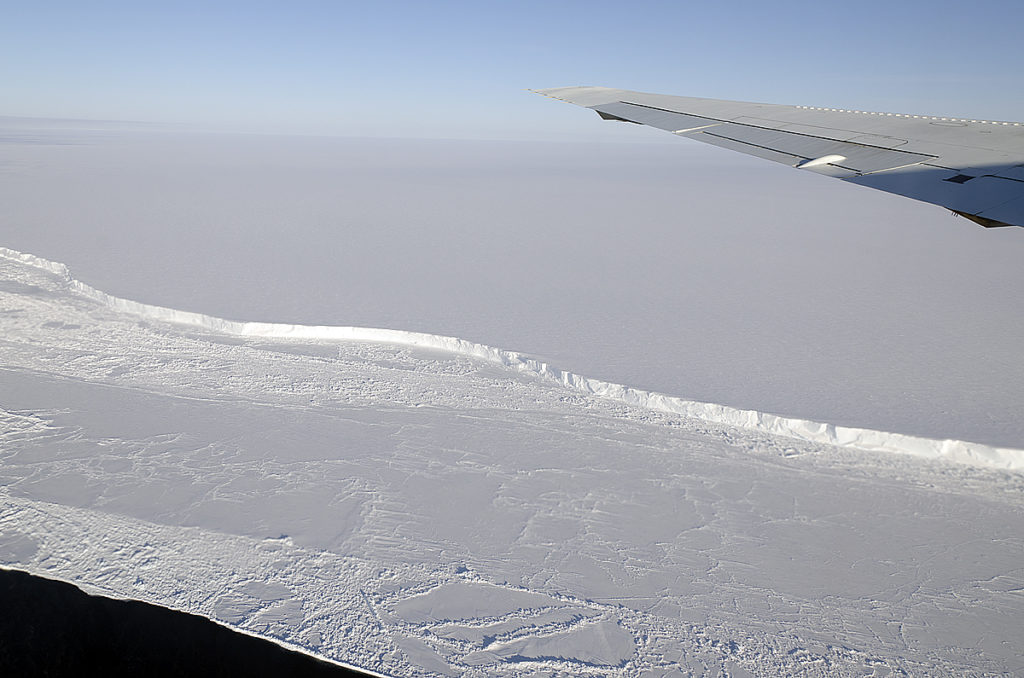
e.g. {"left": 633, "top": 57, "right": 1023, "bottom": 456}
{"left": 531, "top": 86, "right": 624, "bottom": 106}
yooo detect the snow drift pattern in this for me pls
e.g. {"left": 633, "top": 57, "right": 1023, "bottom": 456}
{"left": 4, "top": 246, "right": 1022, "bottom": 471}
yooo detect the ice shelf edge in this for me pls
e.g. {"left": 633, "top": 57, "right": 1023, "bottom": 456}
{"left": 2, "top": 245, "right": 1021, "bottom": 472}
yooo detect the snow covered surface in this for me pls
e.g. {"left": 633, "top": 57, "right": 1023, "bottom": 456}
{"left": 1, "top": 247, "right": 1023, "bottom": 676}
{"left": 2, "top": 122, "right": 1024, "bottom": 447}
{"left": 2, "top": 123, "right": 1024, "bottom": 675}
{"left": 4, "top": 246, "right": 1021, "bottom": 471}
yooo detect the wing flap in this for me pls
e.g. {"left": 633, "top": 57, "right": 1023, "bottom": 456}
{"left": 592, "top": 101, "right": 934, "bottom": 174}
{"left": 978, "top": 192, "right": 1024, "bottom": 225}
{"left": 851, "top": 170, "right": 1024, "bottom": 218}
{"left": 993, "top": 165, "right": 1024, "bottom": 182}
{"left": 695, "top": 124, "right": 933, "bottom": 174}
{"left": 592, "top": 101, "right": 720, "bottom": 134}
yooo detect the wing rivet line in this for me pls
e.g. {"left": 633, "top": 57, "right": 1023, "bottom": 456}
{"left": 794, "top": 105, "right": 1020, "bottom": 126}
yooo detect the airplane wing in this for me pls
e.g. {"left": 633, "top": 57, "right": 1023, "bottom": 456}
{"left": 535, "top": 86, "right": 1024, "bottom": 228}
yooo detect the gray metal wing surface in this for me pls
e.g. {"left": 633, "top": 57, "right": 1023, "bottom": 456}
{"left": 535, "top": 86, "right": 1024, "bottom": 228}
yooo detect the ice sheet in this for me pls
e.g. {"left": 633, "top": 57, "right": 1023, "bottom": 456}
{"left": 2, "top": 249, "right": 1023, "bottom": 676}
{"left": 5, "top": 246, "right": 1020, "bottom": 470}
{"left": 2, "top": 125, "right": 1023, "bottom": 447}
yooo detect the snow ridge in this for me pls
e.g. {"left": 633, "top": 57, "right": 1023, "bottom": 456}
{"left": 3, "top": 246, "right": 1021, "bottom": 471}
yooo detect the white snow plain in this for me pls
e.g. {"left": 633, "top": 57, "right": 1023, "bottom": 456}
{"left": 1, "top": 122, "right": 1023, "bottom": 676}
{"left": 1, "top": 245, "right": 1023, "bottom": 676}
{"left": 2, "top": 122, "right": 1024, "bottom": 447}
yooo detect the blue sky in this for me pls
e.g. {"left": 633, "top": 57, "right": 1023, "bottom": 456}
{"left": 3, "top": 0, "right": 1023, "bottom": 139}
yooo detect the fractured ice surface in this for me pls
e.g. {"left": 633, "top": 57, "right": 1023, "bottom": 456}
{"left": 1, "top": 248, "right": 1023, "bottom": 676}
